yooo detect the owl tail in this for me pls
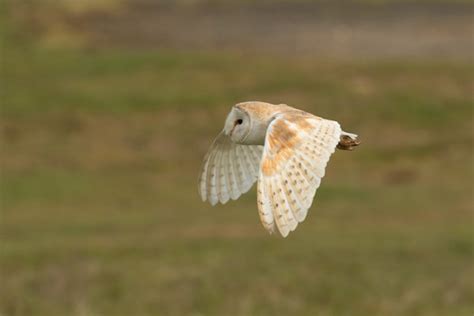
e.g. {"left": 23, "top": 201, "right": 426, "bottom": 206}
{"left": 337, "top": 132, "right": 360, "bottom": 151}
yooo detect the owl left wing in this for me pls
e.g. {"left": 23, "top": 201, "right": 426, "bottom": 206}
{"left": 199, "top": 132, "right": 263, "bottom": 205}
{"left": 257, "top": 112, "right": 342, "bottom": 237}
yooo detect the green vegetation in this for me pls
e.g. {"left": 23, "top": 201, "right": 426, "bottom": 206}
{"left": 1, "top": 1, "right": 473, "bottom": 315}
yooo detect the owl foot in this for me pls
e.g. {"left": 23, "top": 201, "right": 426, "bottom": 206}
{"left": 337, "top": 133, "right": 360, "bottom": 151}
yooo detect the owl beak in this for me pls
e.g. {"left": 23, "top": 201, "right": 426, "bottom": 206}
{"left": 224, "top": 108, "right": 244, "bottom": 138}
{"left": 228, "top": 122, "right": 238, "bottom": 137}
{"left": 225, "top": 119, "right": 239, "bottom": 137}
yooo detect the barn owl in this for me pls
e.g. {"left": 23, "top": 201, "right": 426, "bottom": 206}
{"left": 199, "top": 101, "right": 359, "bottom": 237}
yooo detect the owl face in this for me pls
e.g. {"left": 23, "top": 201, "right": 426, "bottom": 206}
{"left": 223, "top": 107, "right": 252, "bottom": 143}
{"left": 224, "top": 102, "right": 284, "bottom": 145}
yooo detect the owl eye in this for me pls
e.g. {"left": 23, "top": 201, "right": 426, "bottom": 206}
{"left": 235, "top": 119, "right": 243, "bottom": 125}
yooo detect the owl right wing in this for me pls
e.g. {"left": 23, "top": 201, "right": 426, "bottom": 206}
{"left": 199, "top": 131, "right": 263, "bottom": 205}
{"left": 257, "top": 112, "right": 342, "bottom": 237}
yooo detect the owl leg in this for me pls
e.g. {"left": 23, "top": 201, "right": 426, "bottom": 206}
{"left": 337, "top": 132, "right": 360, "bottom": 151}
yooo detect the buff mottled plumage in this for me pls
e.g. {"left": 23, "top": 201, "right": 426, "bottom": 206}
{"left": 199, "top": 101, "right": 360, "bottom": 237}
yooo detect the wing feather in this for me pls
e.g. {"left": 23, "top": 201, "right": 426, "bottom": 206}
{"left": 235, "top": 146, "right": 254, "bottom": 192}
{"left": 199, "top": 148, "right": 211, "bottom": 201}
{"left": 205, "top": 145, "right": 220, "bottom": 205}
{"left": 273, "top": 175, "right": 298, "bottom": 235}
{"left": 225, "top": 145, "right": 240, "bottom": 200}
{"left": 216, "top": 146, "right": 230, "bottom": 204}
{"left": 282, "top": 169, "right": 306, "bottom": 221}
{"left": 244, "top": 147, "right": 257, "bottom": 187}
{"left": 230, "top": 146, "right": 243, "bottom": 193}
{"left": 257, "top": 112, "right": 342, "bottom": 237}
{"left": 257, "top": 176, "right": 276, "bottom": 233}
{"left": 199, "top": 132, "right": 263, "bottom": 205}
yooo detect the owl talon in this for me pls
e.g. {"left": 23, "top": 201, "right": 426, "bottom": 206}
{"left": 337, "top": 134, "right": 360, "bottom": 151}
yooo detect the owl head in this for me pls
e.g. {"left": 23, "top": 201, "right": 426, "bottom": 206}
{"left": 223, "top": 106, "right": 251, "bottom": 143}
{"left": 223, "top": 101, "right": 293, "bottom": 145}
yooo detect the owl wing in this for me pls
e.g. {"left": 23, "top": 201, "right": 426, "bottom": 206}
{"left": 257, "top": 112, "right": 342, "bottom": 237}
{"left": 199, "top": 131, "right": 263, "bottom": 205}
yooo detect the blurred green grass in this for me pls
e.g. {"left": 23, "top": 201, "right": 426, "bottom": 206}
{"left": 1, "top": 1, "right": 474, "bottom": 315}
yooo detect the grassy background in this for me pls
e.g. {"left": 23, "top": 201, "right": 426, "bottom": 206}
{"left": 1, "top": 1, "right": 473, "bottom": 315}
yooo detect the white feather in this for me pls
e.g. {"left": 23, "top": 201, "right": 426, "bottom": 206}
{"left": 199, "top": 101, "right": 357, "bottom": 238}
{"left": 198, "top": 132, "right": 262, "bottom": 205}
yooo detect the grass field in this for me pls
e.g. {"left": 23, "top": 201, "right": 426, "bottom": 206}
{"left": 1, "top": 1, "right": 474, "bottom": 315}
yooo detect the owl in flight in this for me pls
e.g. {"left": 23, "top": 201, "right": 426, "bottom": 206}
{"left": 199, "top": 101, "right": 360, "bottom": 237}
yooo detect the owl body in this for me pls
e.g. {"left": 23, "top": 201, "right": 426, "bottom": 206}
{"left": 199, "top": 101, "right": 359, "bottom": 237}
